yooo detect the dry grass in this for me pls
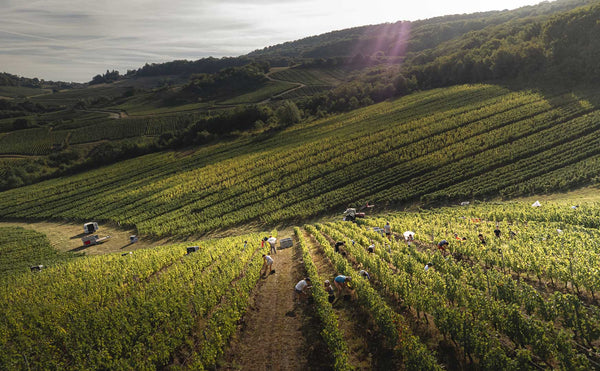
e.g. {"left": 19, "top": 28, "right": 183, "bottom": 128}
{"left": 0, "top": 221, "right": 171, "bottom": 255}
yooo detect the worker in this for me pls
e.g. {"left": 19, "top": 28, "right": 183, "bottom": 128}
{"left": 260, "top": 254, "right": 274, "bottom": 277}
{"left": 334, "top": 241, "right": 345, "bottom": 253}
{"left": 494, "top": 226, "right": 501, "bottom": 238}
{"left": 367, "top": 240, "right": 375, "bottom": 254}
{"left": 267, "top": 235, "right": 277, "bottom": 254}
{"left": 384, "top": 222, "right": 392, "bottom": 241}
{"left": 294, "top": 278, "right": 312, "bottom": 302}
{"left": 405, "top": 233, "right": 414, "bottom": 247}
{"left": 359, "top": 269, "right": 370, "bottom": 280}
{"left": 333, "top": 275, "right": 352, "bottom": 299}
{"left": 324, "top": 280, "right": 335, "bottom": 303}
{"left": 478, "top": 234, "right": 487, "bottom": 245}
{"left": 424, "top": 262, "right": 433, "bottom": 272}
{"left": 437, "top": 239, "right": 449, "bottom": 252}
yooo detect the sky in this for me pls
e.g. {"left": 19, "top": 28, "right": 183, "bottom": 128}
{"left": 0, "top": 0, "right": 549, "bottom": 83}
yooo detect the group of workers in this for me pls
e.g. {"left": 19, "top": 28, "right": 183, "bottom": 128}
{"left": 295, "top": 271, "right": 370, "bottom": 304}
{"left": 262, "top": 221, "right": 516, "bottom": 305}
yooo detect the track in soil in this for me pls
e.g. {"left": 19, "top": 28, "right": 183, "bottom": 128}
{"left": 219, "top": 236, "right": 330, "bottom": 370}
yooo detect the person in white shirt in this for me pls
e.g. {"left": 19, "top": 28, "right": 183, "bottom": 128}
{"left": 359, "top": 270, "right": 370, "bottom": 280}
{"left": 384, "top": 222, "right": 392, "bottom": 241}
{"left": 267, "top": 236, "right": 277, "bottom": 254}
{"left": 294, "top": 278, "right": 311, "bottom": 302}
{"left": 261, "top": 254, "right": 274, "bottom": 277}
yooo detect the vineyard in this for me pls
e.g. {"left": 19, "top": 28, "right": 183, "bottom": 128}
{"left": 1, "top": 84, "right": 600, "bottom": 237}
{"left": 3, "top": 0, "right": 600, "bottom": 367}
{"left": 0, "top": 231, "right": 267, "bottom": 370}
{"left": 0, "top": 113, "right": 200, "bottom": 156}
{"left": 269, "top": 67, "right": 348, "bottom": 86}
{"left": 219, "top": 80, "right": 297, "bottom": 104}
{"left": 269, "top": 66, "right": 348, "bottom": 99}
{"left": 0, "top": 226, "right": 75, "bottom": 277}
{"left": 0, "top": 86, "right": 51, "bottom": 98}
{"left": 3, "top": 199, "right": 600, "bottom": 369}
{"left": 290, "top": 199, "right": 600, "bottom": 369}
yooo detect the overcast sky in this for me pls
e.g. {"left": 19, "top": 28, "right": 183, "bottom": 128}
{"left": 0, "top": 0, "right": 548, "bottom": 82}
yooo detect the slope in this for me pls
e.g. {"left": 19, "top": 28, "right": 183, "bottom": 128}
{"left": 1, "top": 84, "right": 600, "bottom": 238}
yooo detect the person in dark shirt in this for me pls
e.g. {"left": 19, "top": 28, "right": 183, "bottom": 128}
{"left": 478, "top": 233, "right": 487, "bottom": 245}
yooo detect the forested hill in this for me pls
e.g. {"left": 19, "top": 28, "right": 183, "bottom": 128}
{"left": 248, "top": 0, "right": 600, "bottom": 87}
{"left": 248, "top": 0, "right": 593, "bottom": 59}
{"left": 76, "top": 0, "right": 598, "bottom": 82}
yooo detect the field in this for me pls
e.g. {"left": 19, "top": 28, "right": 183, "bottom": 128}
{"left": 0, "top": 86, "right": 51, "bottom": 98}
{"left": 2, "top": 84, "right": 600, "bottom": 238}
{"left": 269, "top": 67, "right": 348, "bottom": 86}
{"left": 3, "top": 81, "right": 600, "bottom": 369}
{"left": 0, "top": 230, "right": 267, "bottom": 370}
{"left": 0, "top": 226, "right": 75, "bottom": 277}
{"left": 3, "top": 198, "right": 600, "bottom": 369}
{"left": 0, "top": 113, "right": 199, "bottom": 155}
{"left": 293, "top": 199, "right": 600, "bottom": 369}
{"left": 219, "top": 80, "right": 298, "bottom": 104}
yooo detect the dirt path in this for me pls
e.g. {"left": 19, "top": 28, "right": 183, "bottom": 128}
{"left": 77, "top": 109, "right": 127, "bottom": 119}
{"left": 0, "top": 221, "right": 170, "bottom": 255}
{"left": 219, "top": 237, "right": 312, "bottom": 371}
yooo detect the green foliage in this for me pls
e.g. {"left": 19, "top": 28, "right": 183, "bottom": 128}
{"left": 12, "top": 118, "right": 30, "bottom": 130}
{"left": 90, "top": 69, "right": 120, "bottom": 85}
{"left": 0, "top": 233, "right": 263, "bottom": 370}
{"left": 2, "top": 85, "right": 600, "bottom": 236}
{"left": 276, "top": 100, "right": 301, "bottom": 126}
{"left": 219, "top": 80, "right": 297, "bottom": 104}
{"left": 269, "top": 67, "right": 347, "bottom": 86}
{"left": 295, "top": 227, "right": 351, "bottom": 370}
{"left": 311, "top": 199, "right": 600, "bottom": 368}
{"left": 0, "top": 227, "right": 74, "bottom": 278}
{"left": 0, "top": 72, "right": 83, "bottom": 90}
{"left": 132, "top": 56, "right": 255, "bottom": 77}
{"left": 0, "top": 99, "right": 60, "bottom": 121}
{"left": 181, "top": 62, "right": 269, "bottom": 101}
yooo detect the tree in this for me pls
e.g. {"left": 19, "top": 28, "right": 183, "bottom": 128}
{"left": 276, "top": 100, "right": 302, "bottom": 126}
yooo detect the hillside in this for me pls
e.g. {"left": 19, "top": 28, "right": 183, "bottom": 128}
{"left": 1, "top": 0, "right": 599, "bottom": 194}
{"left": 249, "top": 0, "right": 592, "bottom": 59}
{"left": 4, "top": 1, "right": 600, "bottom": 369}
{"left": 2, "top": 83, "right": 600, "bottom": 239}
